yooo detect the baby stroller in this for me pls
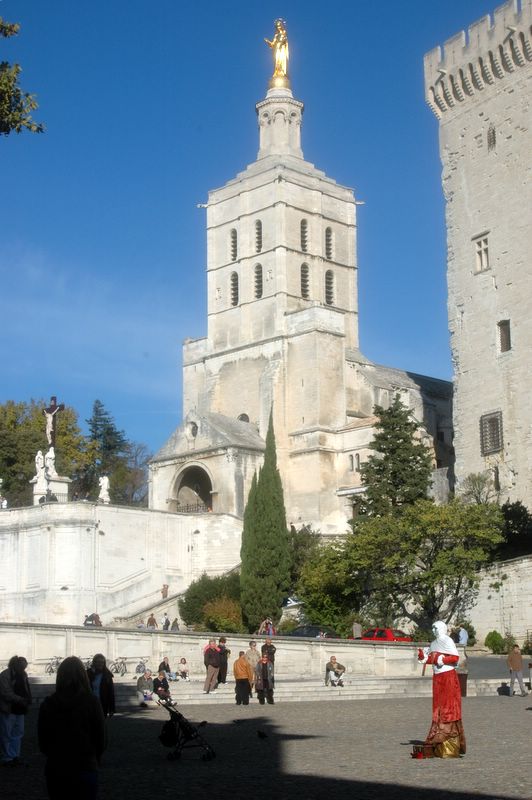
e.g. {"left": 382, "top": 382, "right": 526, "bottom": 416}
{"left": 158, "top": 701, "right": 215, "bottom": 761}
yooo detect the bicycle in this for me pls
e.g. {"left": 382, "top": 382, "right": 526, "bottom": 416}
{"left": 109, "top": 656, "right": 128, "bottom": 676}
{"left": 45, "top": 656, "right": 63, "bottom": 675}
{"left": 136, "top": 657, "right": 150, "bottom": 674}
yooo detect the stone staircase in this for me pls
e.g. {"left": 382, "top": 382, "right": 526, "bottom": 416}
{"left": 28, "top": 674, "right": 511, "bottom": 708}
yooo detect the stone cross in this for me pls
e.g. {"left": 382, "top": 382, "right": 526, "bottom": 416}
{"left": 43, "top": 396, "right": 65, "bottom": 447}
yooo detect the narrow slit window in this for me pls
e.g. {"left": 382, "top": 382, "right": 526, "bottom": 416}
{"left": 254, "top": 264, "right": 263, "bottom": 299}
{"left": 230, "top": 272, "right": 239, "bottom": 306}
{"left": 325, "top": 227, "right": 333, "bottom": 260}
{"left": 255, "top": 220, "right": 263, "bottom": 253}
{"left": 300, "top": 219, "right": 308, "bottom": 253}
{"left": 487, "top": 124, "right": 496, "bottom": 151}
{"left": 325, "top": 270, "right": 334, "bottom": 305}
{"left": 498, "top": 320, "right": 511, "bottom": 352}
{"left": 349, "top": 455, "right": 354, "bottom": 471}
{"left": 301, "top": 263, "right": 310, "bottom": 299}
{"left": 230, "top": 228, "right": 238, "bottom": 262}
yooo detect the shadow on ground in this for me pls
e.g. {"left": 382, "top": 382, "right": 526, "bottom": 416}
{"left": 2, "top": 703, "right": 522, "bottom": 800}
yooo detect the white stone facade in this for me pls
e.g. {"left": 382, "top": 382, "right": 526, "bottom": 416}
{"left": 467, "top": 555, "right": 532, "bottom": 643}
{"left": 424, "top": 0, "right": 532, "bottom": 505}
{"left": 0, "top": 502, "right": 241, "bottom": 625}
{"left": 151, "top": 76, "right": 453, "bottom": 534}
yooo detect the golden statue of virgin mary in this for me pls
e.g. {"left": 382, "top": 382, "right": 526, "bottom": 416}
{"left": 264, "top": 19, "right": 290, "bottom": 87}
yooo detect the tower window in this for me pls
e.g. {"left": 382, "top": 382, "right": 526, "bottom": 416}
{"left": 473, "top": 234, "right": 489, "bottom": 273}
{"left": 480, "top": 411, "right": 503, "bottom": 456}
{"left": 325, "top": 227, "right": 334, "bottom": 260}
{"left": 230, "top": 228, "right": 238, "bottom": 262}
{"left": 230, "top": 272, "right": 239, "bottom": 306}
{"left": 255, "top": 220, "right": 263, "bottom": 253}
{"left": 301, "top": 263, "right": 310, "bottom": 299}
{"left": 325, "top": 270, "right": 334, "bottom": 305}
{"left": 300, "top": 219, "right": 308, "bottom": 253}
{"left": 254, "top": 264, "right": 263, "bottom": 299}
{"left": 349, "top": 454, "right": 354, "bottom": 471}
{"left": 487, "top": 124, "right": 496, "bottom": 151}
{"left": 498, "top": 320, "right": 511, "bottom": 353}
{"left": 355, "top": 453, "right": 360, "bottom": 471}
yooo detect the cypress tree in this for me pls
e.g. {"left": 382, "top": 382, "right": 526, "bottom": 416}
{"left": 240, "top": 412, "right": 290, "bottom": 631}
{"left": 358, "top": 394, "right": 433, "bottom": 517}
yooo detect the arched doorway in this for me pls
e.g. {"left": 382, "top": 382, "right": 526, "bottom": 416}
{"left": 174, "top": 466, "right": 213, "bottom": 513}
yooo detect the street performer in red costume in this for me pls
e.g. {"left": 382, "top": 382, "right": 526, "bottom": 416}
{"left": 417, "top": 620, "right": 466, "bottom": 758}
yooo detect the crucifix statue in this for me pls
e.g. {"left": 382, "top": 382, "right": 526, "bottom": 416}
{"left": 43, "top": 396, "right": 65, "bottom": 447}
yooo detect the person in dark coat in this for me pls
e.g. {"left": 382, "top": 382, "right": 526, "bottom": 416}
{"left": 87, "top": 654, "right": 115, "bottom": 718}
{"left": 261, "top": 638, "right": 276, "bottom": 664}
{"left": 203, "top": 639, "right": 221, "bottom": 694}
{"left": 217, "top": 637, "right": 231, "bottom": 684}
{"left": 38, "top": 656, "right": 106, "bottom": 799}
{"left": 255, "top": 655, "right": 275, "bottom": 705}
{"left": 0, "top": 655, "right": 32, "bottom": 766}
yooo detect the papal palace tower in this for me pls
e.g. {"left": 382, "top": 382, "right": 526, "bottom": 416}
{"left": 424, "top": 0, "right": 532, "bottom": 506}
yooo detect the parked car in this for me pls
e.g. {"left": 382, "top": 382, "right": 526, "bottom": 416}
{"left": 357, "top": 627, "right": 412, "bottom": 642}
{"left": 285, "top": 624, "right": 341, "bottom": 639}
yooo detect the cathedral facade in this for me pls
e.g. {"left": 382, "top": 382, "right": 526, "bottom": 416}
{"left": 150, "top": 33, "right": 452, "bottom": 535}
{"left": 424, "top": 0, "right": 532, "bottom": 506}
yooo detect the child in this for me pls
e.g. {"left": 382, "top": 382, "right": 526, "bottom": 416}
{"left": 178, "top": 657, "right": 190, "bottom": 681}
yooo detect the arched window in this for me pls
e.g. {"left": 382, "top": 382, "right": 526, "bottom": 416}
{"left": 230, "top": 228, "right": 238, "bottom": 262}
{"left": 238, "top": 413, "right": 250, "bottom": 423}
{"left": 349, "top": 454, "right": 354, "bottom": 471}
{"left": 355, "top": 453, "right": 360, "bottom": 471}
{"left": 325, "top": 270, "right": 334, "bottom": 305}
{"left": 301, "top": 263, "right": 310, "bottom": 299}
{"left": 230, "top": 272, "right": 239, "bottom": 306}
{"left": 255, "top": 220, "right": 263, "bottom": 253}
{"left": 254, "top": 264, "right": 263, "bottom": 299}
{"left": 300, "top": 219, "right": 308, "bottom": 253}
{"left": 325, "top": 227, "right": 333, "bottom": 260}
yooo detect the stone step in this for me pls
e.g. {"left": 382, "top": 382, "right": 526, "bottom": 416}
{"left": 28, "top": 675, "right": 510, "bottom": 706}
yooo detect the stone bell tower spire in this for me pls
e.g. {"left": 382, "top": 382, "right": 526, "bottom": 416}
{"left": 257, "top": 19, "right": 303, "bottom": 159}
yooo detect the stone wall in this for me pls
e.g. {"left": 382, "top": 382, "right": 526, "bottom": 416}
{"left": 468, "top": 554, "right": 532, "bottom": 643}
{"left": 0, "top": 503, "right": 242, "bottom": 626}
{"left": 0, "top": 622, "right": 435, "bottom": 680}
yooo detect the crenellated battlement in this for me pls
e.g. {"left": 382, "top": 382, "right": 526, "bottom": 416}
{"left": 424, "top": 0, "right": 532, "bottom": 118}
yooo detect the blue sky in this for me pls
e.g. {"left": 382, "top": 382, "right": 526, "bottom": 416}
{"left": 1, "top": 0, "right": 497, "bottom": 452}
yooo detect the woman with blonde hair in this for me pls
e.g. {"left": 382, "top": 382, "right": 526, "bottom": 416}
{"left": 38, "top": 656, "right": 106, "bottom": 799}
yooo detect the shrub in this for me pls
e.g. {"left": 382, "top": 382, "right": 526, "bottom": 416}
{"left": 202, "top": 596, "right": 245, "bottom": 633}
{"left": 502, "top": 633, "right": 516, "bottom": 653}
{"left": 277, "top": 618, "right": 299, "bottom": 634}
{"left": 521, "top": 637, "right": 532, "bottom": 656}
{"left": 461, "top": 620, "right": 477, "bottom": 646}
{"left": 178, "top": 571, "right": 240, "bottom": 627}
{"left": 484, "top": 630, "right": 505, "bottom": 654}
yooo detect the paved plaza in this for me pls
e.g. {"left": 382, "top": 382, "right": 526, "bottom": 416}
{"left": 2, "top": 694, "right": 530, "bottom": 800}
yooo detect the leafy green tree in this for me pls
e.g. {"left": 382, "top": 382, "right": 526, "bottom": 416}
{"left": 298, "top": 499, "right": 503, "bottom": 633}
{"left": 178, "top": 572, "right": 240, "bottom": 627}
{"left": 0, "top": 400, "right": 88, "bottom": 506}
{"left": 287, "top": 524, "right": 321, "bottom": 591}
{"left": 497, "top": 500, "right": 532, "bottom": 559}
{"left": 297, "top": 540, "right": 366, "bottom": 635}
{"left": 350, "top": 499, "right": 503, "bottom": 630}
{"left": 358, "top": 395, "right": 433, "bottom": 516}
{"left": 202, "top": 596, "right": 245, "bottom": 633}
{"left": 240, "top": 413, "right": 290, "bottom": 631}
{"left": 460, "top": 472, "right": 498, "bottom": 505}
{"left": 1, "top": 17, "right": 43, "bottom": 135}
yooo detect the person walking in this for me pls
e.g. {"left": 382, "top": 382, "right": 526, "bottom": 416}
{"left": 0, "top": 655, "right": 31, "bottom": 767}
{"left": 233, "top": 651, "right": 254, "bottom": 705}
{"left": 245, "top": 640, "right": 260, "bottom": 695}
{"left": 38, "top": 656, "right": 106, "bottom": 799}
{"left": 203, "top": 639, "right": 221, "bottom": 695}
{"left": 87, "top": 655, "right": 115, "bottom": 718}
{"left": 507, "top": 644, "right": 527, "bottom": 697}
